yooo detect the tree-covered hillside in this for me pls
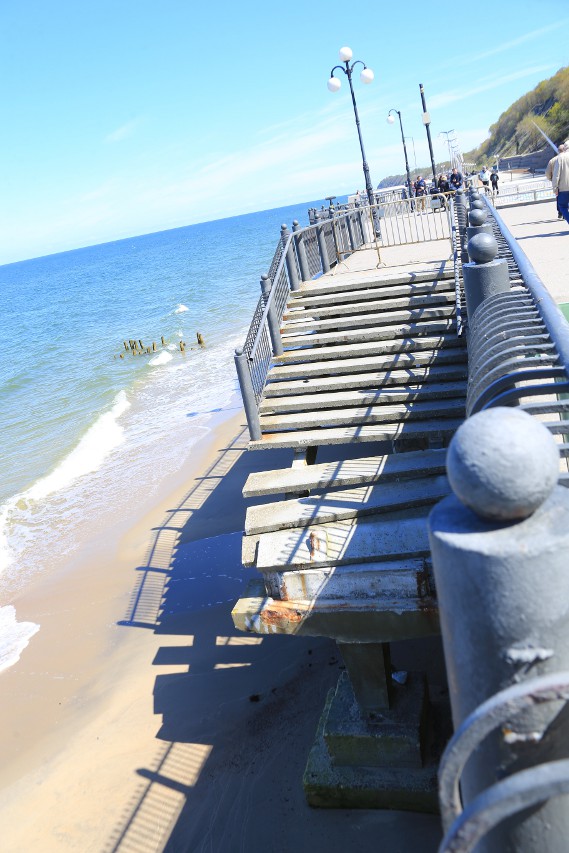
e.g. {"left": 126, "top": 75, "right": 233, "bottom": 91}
{"left": 377, "top": 66, "right": 569, "bottom": 186}
{"left": 465, "top": 65, "right": 569, "bottom": 164}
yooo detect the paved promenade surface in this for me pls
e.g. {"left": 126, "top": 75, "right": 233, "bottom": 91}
{"left": 498, "top": 198, "right": 569, "bottom": 305}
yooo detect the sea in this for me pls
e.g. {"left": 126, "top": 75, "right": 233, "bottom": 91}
{"left": 0, "top": 197, "right": 345, "bottom": 673}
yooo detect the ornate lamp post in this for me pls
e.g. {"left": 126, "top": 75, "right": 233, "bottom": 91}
{"left": 327, "top": 46, "right": 376, "bottom": 209}
{"left": 387, "top": 109, "right": 413, "bottom": 198}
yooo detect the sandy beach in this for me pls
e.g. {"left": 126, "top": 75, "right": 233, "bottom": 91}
{"left": 0, "top": 405, "right": 442, "bottom": 852}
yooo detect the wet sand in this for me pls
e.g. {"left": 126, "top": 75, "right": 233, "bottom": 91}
{"left": 0, "top": 407, "right": 442, "bottom": 852}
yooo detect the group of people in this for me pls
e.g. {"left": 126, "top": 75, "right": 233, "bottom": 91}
{"left": 478, "top": 167, "right": 500, "bottom": 195}
{"left": 547, "top": 142, "right": 569, "bottom": 225}
{"left": 405, "top": 168, "right": 464, "bottom": 211}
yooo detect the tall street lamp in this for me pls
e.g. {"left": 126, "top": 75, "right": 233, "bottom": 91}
{"left": 387, "top": 109, "right": 412, "bottom": 196}
{"left": 328, "top": 46, "right": 376, "bottom": 209}
{"left": 419, "top": 83, "right": 437, "bottom": 183}
{"left": 439, "top": 129, "right": 456, "bottom": 169}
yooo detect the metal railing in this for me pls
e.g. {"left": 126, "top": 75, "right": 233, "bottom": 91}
{"left": 465, "top": 199, "right": 569, "bottom": 458}
{"left": 234, "top": 208, "right": 369, "bottom": 440}
{"left": 234, "top": 196, "right": 454, "bottom": 441}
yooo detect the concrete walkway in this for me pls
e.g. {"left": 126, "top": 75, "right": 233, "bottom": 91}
{"left": 498, "top": 199, "right": 569, "bottom": 305}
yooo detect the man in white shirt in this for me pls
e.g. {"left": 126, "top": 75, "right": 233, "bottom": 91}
{"left": 546, "top": 143, "right": 566, "bottom": 220}
{"left": 552, "top": 142, "right": 569, "bottom": 225}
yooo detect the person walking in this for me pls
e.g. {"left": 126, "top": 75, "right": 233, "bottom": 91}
{"left": 546, "top": 143, "right": 566, "bottom": 220}
{"left": 552, "top": 142, "right": 569, "bottom": 225}
{"left": 479, "top": 166, "right": 491, "bottom": 194}
{"left": 490, "top": 168, "right": 499, "bottom": 195}
{"left": 414, "top": 175, "right": 427, "bottom": 212}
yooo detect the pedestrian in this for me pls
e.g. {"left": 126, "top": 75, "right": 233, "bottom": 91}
{"left": 449, "top": 168, "right": 463, "bottom": 192}
{"left": 437, "top": 174, "right": 450, "bottom": 210}
{"left": 546, "top": 143, "right": 566, "bottom": 220}
{"left": 414, "top": 175, "right": 427, "bottom": 212}
{"left": 552, "top": 142, "right": 569, "bottom": 226}
{"left": 479, "top": 166, "right": 491, "bottom": 194}
{"left": 490, "top": 168, "right": 499, "bottom": 195}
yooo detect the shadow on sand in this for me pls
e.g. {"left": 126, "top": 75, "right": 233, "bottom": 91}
{"left": 106, "top": 426, "right": 444, "bottom": 852}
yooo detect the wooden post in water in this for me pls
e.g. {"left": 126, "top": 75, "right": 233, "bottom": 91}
{"left": 180, "top": 341, "right": 186, "bottom": 352}
{"left": 123, "top": 341, "right": 129, "bottom": 351}
{"left": 161, "top": 336, "right": 166, "bottom": 346}
{"left": 197, "top": 332, "right": 205, "bottom": 347}
{"left": 152, "top": 342, "right": 156, "bottom": 352}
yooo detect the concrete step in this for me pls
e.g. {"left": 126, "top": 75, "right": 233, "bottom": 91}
{"left": 231, "top": 577, "right": 439, "bottom": 641}
{"left": 243, "top": 447, "right": 448, "bottom": 497}
{"left": 275, "top": 334, "right": 462, "bottom": 365}
{"left": 248, "top": 417, "right": 462, "bottom": 450}
{"left": 283, "top": 290, "right": 455, "bottom": 321}
{"left": 259, "top": 381, "right": 467, "bottom": 415}
{"left": 268, "top": 346, "right": 467, "bottom": 380}
{"left": 281, "top": 318, "right": 456, "bottom": 350}
{"left": 245, "top": 475, "right": 450, "bottom": 534}
{"left": 266, "top": 558, "right": 430, "bottom": 602}
{"left": 264, "top": 363, "right": 468, "bottom": 397}
{"left": 258, "top": 398, "right": 466, "bottom": 432}
{"left": 281, "top": 305, "right": 455, "bottom": 336}
{"left": 255, "top": 510, "right": 431, "bottom": 571}
{"left": 291, "top": 265, "right": 453, "bottom": 300}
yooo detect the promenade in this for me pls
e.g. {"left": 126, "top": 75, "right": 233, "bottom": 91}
{"left": 498, "top": 197, "right": 569, "bottom": 305}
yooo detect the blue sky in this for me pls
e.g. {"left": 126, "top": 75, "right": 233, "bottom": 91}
{"left": 1, "top": 0, "right": 567, "bottom": 264}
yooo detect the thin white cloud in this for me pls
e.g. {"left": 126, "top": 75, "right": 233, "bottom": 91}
{"left": 429, "top": 64, "right": 555, "bottom": 110}
{"left": 104, "top": 118, "right": 141, "bottom": 143}
{"left": 439, "top": 21, "right": 569, "bottom": 71}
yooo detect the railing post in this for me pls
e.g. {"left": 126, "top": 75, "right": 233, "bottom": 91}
{"left": 281, "top": 224, "right": 300, "bottom": 291}
{"left": 466, "top": 205, "right": 493, "bottom": 241}
{"left": 234, "top": 348, "right": 262, "bottom": 441}
{"left": 356, "top": 208, "right": 366, "bottom": 245}
{"left": 462, "top": 232, "right": 510, "bottom": 319}
{"left": 260, "top": 274, "right": 283, "bottom": 357}
{"left": 429, "top": 407, "right": 569, "bottom": 852}
{"left": 346, "top": 213, "right": 356, "bottom": 251}
{"left": 292, "top": 220, "right": 310, "bottom": 283}
{"left": 316, "top": 223, "right": 330, "bottom": 273}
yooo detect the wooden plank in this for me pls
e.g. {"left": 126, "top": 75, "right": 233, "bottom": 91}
{"left": 281, "top": 318, "right": 456, "bottom": 350}
{"left": 281, "top": 305, "right": 455, "bottom": 336}
{"left": 263, "top": 363, "right": 468, "bottom": 396}
{"left": 248, "top": 418, "right": 462, "bottom": 450}
{"left": 267, "top": 346, "right": 467, "bottom": 380}
{"left": 259, "top": 381, "right": 467, "bottom": 414}
{"left": 255, "top": 510, "right": 431, "bottom": 571}
{"left": 258, "top": 398, "right": 465, "bottom": 432}
{"left": 243, "top": 447, "right": 448, "bottom": 497}
{"left": 275, "top": 334, "right": 461, "bottom": 364}
{"left": 245, "top": 475, "right": 450, "bottom": 534}
{"left": 283, "top": 290, "right": 454, "bottom": 321}
{"left": 288, "top": 279, "right": 454, "bottom": 310}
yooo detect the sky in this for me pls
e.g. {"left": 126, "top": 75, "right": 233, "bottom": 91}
{"left": 1, "top": 0, "right": 567, "bottom": 264}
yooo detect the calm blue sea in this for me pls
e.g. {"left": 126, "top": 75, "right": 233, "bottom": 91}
{"left": 0, "top": 197, "right": 345, "bottom": 672}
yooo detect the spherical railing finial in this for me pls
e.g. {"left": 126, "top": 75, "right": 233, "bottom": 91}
{"left": 468, "top": 232, "right": 498, "bottom": 264}
{"left": 446, "top": 408, "right": 560, "bottom": 521}
{"left": 468, "top": 208, "right": 488, "bottom": 228}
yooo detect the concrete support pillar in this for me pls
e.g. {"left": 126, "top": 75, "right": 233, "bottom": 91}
{"left": 337, "top": 642, "right": 393, "bottom": 716}
{"left": 429, "top": 407, "right": 569, "bottom": 852}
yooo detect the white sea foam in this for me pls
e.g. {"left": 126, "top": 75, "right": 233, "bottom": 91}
{"left": 0, "top": 605, "right": 40, "bottom": 673}
{"left": 174, "top": 304, "right": 189, "bottom": 313}
{"left": 149, "top": 350, "right": 173, "bottom": 366}
{"left": 0, "top": 391, "right": 130, "bottom": 574}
